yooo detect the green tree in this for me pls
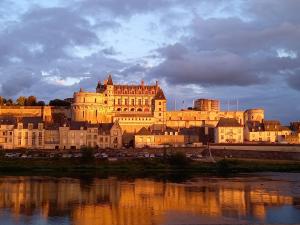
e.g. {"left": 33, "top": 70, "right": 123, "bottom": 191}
{"left": 16, "top": 96, "right": 27, "bottom": 106}
{"left": 0, "top": 97, "right": 4, "bottom": 106}
{"left": 26, "top": 96, "right": 37, "bottom": 106}
{"left": 36, "top": 101, "right": 45, "bottom": 106}
{"left": 80, "top": 147, "right": 95, "bottom": 163}
{"left": 5, "top": 99, "right": 13, "bottom": 106}
{"left": 168, "top": 152, "right": 189, "bottom": 167}
{"left": 49, "top": 99, "right": 71, "bottom": 107}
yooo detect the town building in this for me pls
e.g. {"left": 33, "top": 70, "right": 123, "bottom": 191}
{"left": 13, "top": 117, "right": 45, "bottom": 149}
{"left": 0, "top": 117, "right": 16, "bottom": 149}
{"left": 0, "top": 116, "right": 122, "bottom": 150}
{"left": 135, "top": 127, "right": 185, "bottom": 148}
{"left": 214, "top": 118, "right": 244, "bottom": 144}
{"left": 244, "top": 120, "right": 292, "bottom": 143}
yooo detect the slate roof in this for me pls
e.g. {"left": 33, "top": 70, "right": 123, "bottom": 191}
{"left": 246, "top": 120, "right": 291, "bottom": 132}
{"left": 0, "top": 117, "right": 17, "bottom": 125}
{"left": 216, "top": 118, "right": 243, "bottom": 127}
{"left": 154, "top": 88, "right": 166, "bottom": 100}
{"left": 17, "top": 117, "right": 44, "bottom": 129}
{"left": 107, "top": 74, "right": 113, "bottom": 85}
{"left": 136, "top": 127, "right": 152, "bottom": 135}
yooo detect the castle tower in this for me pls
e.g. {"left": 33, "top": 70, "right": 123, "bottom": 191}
{"left": 244, "top": 109, "right": 265, "bottom": 123}
{"left": 153, "top": 85, "right": 167, "bottom": 125}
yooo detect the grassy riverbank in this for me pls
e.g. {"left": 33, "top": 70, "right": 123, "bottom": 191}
{"left": 0, "top": 156, "right": 300, "bottom": 177}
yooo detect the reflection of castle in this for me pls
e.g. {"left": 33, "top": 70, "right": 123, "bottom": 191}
{"left": 72, "top": 75, "right": 265, "bottom": 132}
{"left": 0, "top": 177, "right": 296, "bottom": 225}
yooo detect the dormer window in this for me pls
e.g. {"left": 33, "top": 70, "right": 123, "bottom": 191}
{"left": 28, "top": 123, "right": 33, "bottom": 129}
{"left": 18, "top": 124, "right": 23, "bottom": 129}
{"left": 38, "top": 123, "right": 43, "bottom": 129}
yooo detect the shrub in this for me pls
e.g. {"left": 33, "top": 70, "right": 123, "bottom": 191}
{"left": 168, "top": 152, "right": 189, "bottom": 167}
{"left": 216, "top": 159, "right": 232, "bottom": 174}
{"left": 80, "top": 147, "right": 95, "bottom": 163}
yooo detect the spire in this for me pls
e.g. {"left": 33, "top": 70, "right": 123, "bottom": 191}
{"left": 96, "top": 81, "right": 101, "bottom": 89}
{"left": 154, "top": 88, "right": 166, "bottom": 100}
{"left": 107, "top": 74, "right": 113, "bottom": 85}
{"left": 96, "top": 81, "right": 102, "bottom": 93}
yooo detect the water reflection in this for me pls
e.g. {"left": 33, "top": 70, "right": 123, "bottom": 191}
{"left": 0, "top": 174, "right": 299, "bottom": 225}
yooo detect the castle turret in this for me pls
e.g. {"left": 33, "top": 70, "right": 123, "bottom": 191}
{"left": 153, "top": 88, "right": 167, "bottom": 125}
{"left": 244, "top": 108, "right": 264, "bottom": 123}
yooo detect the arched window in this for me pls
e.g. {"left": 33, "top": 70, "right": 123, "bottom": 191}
{"left": 144, "top": 108, "right": 149, "bottom": 112}
{"left": 117, "top": 108, "right": 121, "bottom": 111}
{"left": 124, "top": 108, "right": 128, "bottom": 111}
{"left": 130, "top": 108, "right": 135, "bottom": 111}
{"left": 137, "top": 108, "right": 142, "bottom": 112}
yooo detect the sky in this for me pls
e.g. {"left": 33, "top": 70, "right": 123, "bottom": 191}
{"left": 0, "top": 0, "right": 299, "bottom": 124}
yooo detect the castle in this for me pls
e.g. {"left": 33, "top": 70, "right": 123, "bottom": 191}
{"left": 71, "top": 75, "right": 265, "bottom": 132}
{"left": 1, "top": 74, "right": 297, "bottom": 150}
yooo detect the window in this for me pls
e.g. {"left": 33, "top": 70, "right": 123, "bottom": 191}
{"left": 159, "top": 102, "right": 162, "bottom": 105}
{"left": 138, "top": 99, "right": 142, "bottom": 105}
{"left": 125, "top": 99, "right": 128, "bottom": 105}
{"left": 145, "top": 99, "right": 149, "bottom": 105}
{"left": 131, "top": 99, "right": 135, "bottom": 105}
{"left": 118, "top": 99, "right": 121, "bottom": 105}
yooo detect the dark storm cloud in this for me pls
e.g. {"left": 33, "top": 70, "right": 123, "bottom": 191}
{"left": 0, "top": 72, "right": 38, "bottom": 96}
{"left": 150, "top": 48, "right": 265, "bottom": 86}
{"left": 0, "top": 5, "right": 127, "bottom": 99}
{"left": 246, "top": 0, "right": 300, "bottom": 25}
{"left": 77, "top": 0, "right": 193, "bottom": 16}
{"left": 149, "top": 5, "right": 300, "bottom": 89}
{"left": 287, "top": 73, "right": 300, "bottom": 91}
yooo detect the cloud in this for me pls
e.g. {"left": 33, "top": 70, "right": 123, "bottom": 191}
{"left": 287, "top": 73, "right": 300, "bottom": 91}
{"left": 150, "top": 48, "right": 266, "bottom": 86}
{"left": 0, "top": 5, "right": 128, "bottom": 99}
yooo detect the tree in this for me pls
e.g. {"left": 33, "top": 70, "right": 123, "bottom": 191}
{"left": 26, "top": 96, "right": 37, "bottom": 106}
{"left": 16, "top": 96, "right": 27, "bottom": 106}
{"left": 49, "top": 99, "right": 71, "bottom": 107}
{"left": 80, "top": 147, "right": 95, "bottom": 163}
{"left": 0, "top": 97, "right": 4, "bottom": 106}
{"left": 5, "top": 99, "right": 13, "bottom": 106}
{"left": 36, "top": 101, "right": 45, "bottom": 106}
{"left": 168, "top": 152, "right": 189, "bottom": 167}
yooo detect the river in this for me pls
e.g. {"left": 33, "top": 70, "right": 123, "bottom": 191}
{"left": 0, "top": 173, "right": 299, "bottom": 225}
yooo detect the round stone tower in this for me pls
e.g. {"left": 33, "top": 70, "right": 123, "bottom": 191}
{"left": 244, "top": 108, "right": 265, "bottom": 123}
